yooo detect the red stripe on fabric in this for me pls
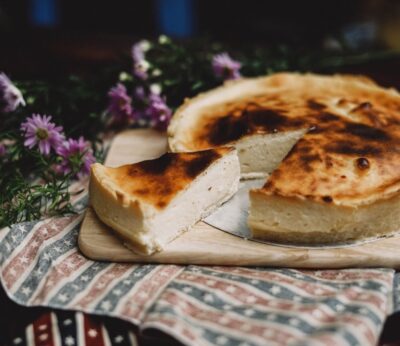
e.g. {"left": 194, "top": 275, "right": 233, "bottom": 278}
{"left": 74, "top": 264, "right": 132, "bottom": 309}
{"left": 305, "top": 334, "right": 339, "bottom": 346}
{"left": 183, "top": 269, "right": 336, "bottom": 297}
{"left": 160, "top": 290, "right": 378, "bottom": 345}
{"left": 32, "top": 312, "right": 54, "bottom": 346}
{"left": 335, "top": 287, "right": 386, "bottom": 311}
{"left": 31, "top": 251, "right": 87, "bottom": 304}
{"left": 179, "top": 273, "right": 306, "bottom": 311}
{"left": 207, "top": 267, "right": 339, "bottom": 293}
{"left": 340, "top": 315, "right": 378, "bottom": 344}
{"left": 179, "top": 272, "right": 386, "bottom": 314}
{"left": 161, "top": 290, "right": 299, "bottom": 342}
{"left": 297, "top": 269, "right": 393, "bottom": 284}
{"left": 211, "top": 266, "right": 393, "bottom": 289}
{"left": 83, "top": 314, "right": 105, "bottom": 346}
{"left": 119, "top": 266, "right": 181, "bottom": 321}
{"left": 2, "top": 216, "right": 77, "bottom": 289}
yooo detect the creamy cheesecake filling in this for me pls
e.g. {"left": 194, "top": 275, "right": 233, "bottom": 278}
{"left": 90, "top": 149, "right": 240, "bottom": 255}
{"left": 168, "top": 73, "right": 400, "bottom": 245}
{"left": 237, "top": 130, "right": 306, "bottom": 178}
{"left": 249, "top": 191, "right": 400, "bottom": 244}
{"left": 141, "top": 151, "right": 240, "bottom": 249}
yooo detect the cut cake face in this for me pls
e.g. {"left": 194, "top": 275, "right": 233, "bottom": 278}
{"left": 90, "top": 148, "right": 240, "bottom": 254}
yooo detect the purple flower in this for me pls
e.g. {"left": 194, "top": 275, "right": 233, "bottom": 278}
{"left": 20, "top": 114, "right": 64, "bottom": 155}
{"left": 107, "top": 83, "right": 134, "bottom": 124}
{"left": 212, "top": 53, "right": 242, "bottom": 80}
{"left": 132, "top": 40, "right": 150, "bottom": 62}
{"left": 133, "top": 60, "right": 150, "bottom": 80}
{"left": 131, "top": 40, "right": 151, "bottom": 80}
{"left": 56, "top": 137, "right": 96, "bottom": 179}
{"left": 0, "top": 143, "right": 6, "bottom": 157}
{"left": 145, "top": 94, "right": 172, "bottom": 131}
{"left": 134, "top": 86, "right": 146, "bottom": 101}
{"left": 0, "top": 72, "right": 25, "bottom": 113}
{"left": 130, "top": 87, "right": 172, "bottom": 130}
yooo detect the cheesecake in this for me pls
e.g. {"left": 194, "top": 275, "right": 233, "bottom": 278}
{"left": 168, "top": 73, "right": 400, "bottom": 244}
{"left": 90, "top": 148, "right": 240, "bottom": 254}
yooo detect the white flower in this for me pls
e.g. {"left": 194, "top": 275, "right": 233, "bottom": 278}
{"left": 118, "top": 72, "right": 132, "bottom": 82}
{"left": 150, "top": 83, "right": 162, "bottom": 95}
{"left": 0, "top": 72, "right": 25, "bottom": 113}
{"left": 137, "top": 40, "right": 151, "bottom": 52}
{"left": 152, "top": 69, "right": 162, "bottom": 77}
{"left": 158, "top": 35, "right": 170, "bottom": 44}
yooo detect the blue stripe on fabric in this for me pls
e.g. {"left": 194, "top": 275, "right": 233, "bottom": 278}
{"left": 13, "top": 222, "right": 81, "bottom": 303}
{"left": 148, "top": 305, "right": 259, "bottom": 346}
{"left": 189, "top": 266, "right": 391, "bottom": 304}
{"left": 150, "top": 302, "right": 361, "bottom": 346}
{"left": 0, "top": 192, "right": 87, "bottom": 267}
{"left": 47, "top": 261, "right": 110, "bottom": 307}
{"left": 166, "top": 282, "right": 384, "bottom": 331}
{"left": 0, "top": 220, "right": 42, "bottom": 264}
{"left": 189, "top": 266, "right": 393, "bottom": 289}
{"left": 93, "top": 265, "right": 158, "bottom": 313}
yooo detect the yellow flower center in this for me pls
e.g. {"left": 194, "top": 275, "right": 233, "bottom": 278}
{"left": 36, "top": 128, "right": 49, "bottom": 140}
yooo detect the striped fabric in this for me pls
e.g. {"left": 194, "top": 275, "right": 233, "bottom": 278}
{"left": 0, "top": 190, "right": 398, "bottom": 346}
{"left": 10, "top": 311, "right": 138, "bottom": 346}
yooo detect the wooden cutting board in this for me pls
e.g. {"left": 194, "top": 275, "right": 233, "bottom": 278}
{"left": 78, "top": 129, "right": 400, "bottom": 268}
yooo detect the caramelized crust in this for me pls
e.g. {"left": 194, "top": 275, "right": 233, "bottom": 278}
{"left": 169, "top": 73, "right": 400, "bottom": 206}
{"left": 99, "top": 147, "right": 231, "bottom": 209}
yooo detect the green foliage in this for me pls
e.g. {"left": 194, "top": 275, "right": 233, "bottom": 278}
{"left": 0, "top": 133, "right": 73, "bottom": 226}
{"left": 0, "top": 76, "right": 111, "bottom": 228}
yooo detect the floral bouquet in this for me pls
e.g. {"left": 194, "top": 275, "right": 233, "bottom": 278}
{"left": 0, "top": 36, "right": 244, "bottom": 227}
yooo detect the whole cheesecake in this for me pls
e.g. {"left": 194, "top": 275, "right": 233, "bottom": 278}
{"left": 168, "top": 73, "right": 400, "bottom": 244}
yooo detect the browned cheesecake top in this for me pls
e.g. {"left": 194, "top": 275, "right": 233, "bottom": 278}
{"left": 169, "top": 73, "right": 400, "bottom": 205}
{"left": 93, "top": 147, "right": 232, "bottom": 209}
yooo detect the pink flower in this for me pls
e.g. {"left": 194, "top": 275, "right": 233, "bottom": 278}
{"left": 0, "top": 72, "right": 25, "bottom": 113}
{"left": 212, "top": 52, "right": 242, "bottom": 80}
{"left": 20, "top": 114, "right": 64, "bottom": 155}
{"left": 107, "top": 83, "right": 134, "bottom": 124}
{"left": 56, "top": 137, "right": 96, "bottom": 179}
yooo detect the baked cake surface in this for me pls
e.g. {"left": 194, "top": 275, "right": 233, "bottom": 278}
{"left": 168, "top": 73, "right": 400, "bottom": 244}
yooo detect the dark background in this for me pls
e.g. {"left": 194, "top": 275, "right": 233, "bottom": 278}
{"left": 1, "top": 0, "right": 400, "bottom": 80}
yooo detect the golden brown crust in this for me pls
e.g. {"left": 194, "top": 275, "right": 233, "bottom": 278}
{"left": 97, "top": 147, "right": 232, "bottom": 209}
{"left": 169, "top": 73, "right": 400, "bottom": 206}
{"left": 250, "top": 225, "right": 400, "bottom": 245}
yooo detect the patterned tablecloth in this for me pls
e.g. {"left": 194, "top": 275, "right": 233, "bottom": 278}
{"left": 1, "top": 191, "right": 399, "bottom": 346}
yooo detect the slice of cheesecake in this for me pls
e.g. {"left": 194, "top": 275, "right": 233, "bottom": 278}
{"left": 90, "top": 147, "right": 240, "bottom": 255}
